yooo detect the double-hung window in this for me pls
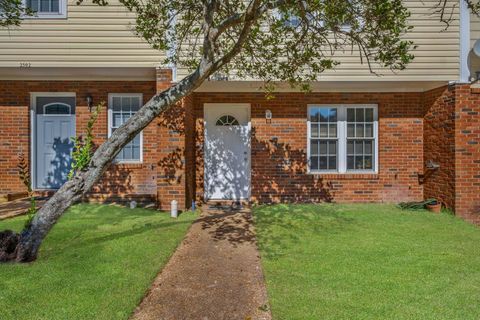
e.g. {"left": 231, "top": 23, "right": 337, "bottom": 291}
{"left": 308, "top": 104, "right": 378, "bottom": 174}
{"left": 25, "top": 0, "right": 67, "bottom": 18}
{"left": 108, "top": 94, "right": 143, "bottom": 163}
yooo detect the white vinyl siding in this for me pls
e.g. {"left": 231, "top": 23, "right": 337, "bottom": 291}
{"left": 307, "top": 105, "right": 378, "bottom": 174}
{"left": 108, "top": 93, "right": 143, "bottom": 163}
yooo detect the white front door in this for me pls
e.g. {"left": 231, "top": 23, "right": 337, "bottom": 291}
{"left": 33, "top": 95, "right": 76, "bottom": 189}
{"left": 204, "top": 103, "right": 251, "bottom": 200}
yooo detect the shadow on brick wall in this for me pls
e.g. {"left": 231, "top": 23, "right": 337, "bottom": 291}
{"left": 87, "top": 165, "right": 149, "bottom": 205}
{"left": 158, "top": 147, "right": 184, "bottom": 184}
{"left": 198, "top": 125, "right": 333, "bottom": 203}
{"left": 251, "top": 128, "right": 333, "bottom": 204}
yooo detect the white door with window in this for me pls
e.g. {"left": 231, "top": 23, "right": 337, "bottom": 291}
{"left": 204, "top": 103, "right": 251, "bottom": 200}
{"left": 34, "top": 95, "right": 76, "bottom": 189}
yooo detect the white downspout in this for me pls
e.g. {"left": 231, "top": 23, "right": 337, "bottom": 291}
{"left": 459, "top": 0, "right": 471, "bottom": 83}
{"left": 166, "top": 8, "right": 178, "bottom": 83}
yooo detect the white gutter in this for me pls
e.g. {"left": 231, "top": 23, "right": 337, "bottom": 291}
{"left": 459, "top": 0, "right": 471, "bottom": 83}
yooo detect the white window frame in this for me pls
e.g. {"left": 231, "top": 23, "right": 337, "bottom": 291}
{"left": 42, "top": 102, "right": 71, "bottom": 116}
{"left": 108, "top": 93, "right": 143, "bottom": 164}
{"left": 23, "top": 0, "right": 67, "bottom": 19}
{"left": 307, "top": 104, "right": 378, "bottom": 174}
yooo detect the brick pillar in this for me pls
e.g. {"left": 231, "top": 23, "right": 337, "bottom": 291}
{"left": 424, "top": 84, "right": 480, "bottom": 224}
{"left": 453, "top": 84, "right": 480, "bottom": 223}
{"left": 155, "top": 68, "right": 190, "bottom": 210}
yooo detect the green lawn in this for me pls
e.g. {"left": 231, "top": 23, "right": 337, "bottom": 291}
{"left": 0, "top": 203, "right": 196, "bottom": 320}
{"left": 254, "top": 204, "right": 480, "bottom": 320}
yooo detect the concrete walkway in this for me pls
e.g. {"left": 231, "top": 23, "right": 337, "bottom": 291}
{"left": 0, "top": 198, "right": 47, "bottom": 220}
{"left": 131, "top": 203, "right": 271, "bottom": 320}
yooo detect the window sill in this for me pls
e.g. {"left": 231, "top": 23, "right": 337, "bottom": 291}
{"left": 24, "top": 13, "right": 67, "bottom": 19}
{"left": 308, "top": 172, "right": 379, "bottom": 180}
{"left": 112, "top": 161, "right": 144, "bottom": 168}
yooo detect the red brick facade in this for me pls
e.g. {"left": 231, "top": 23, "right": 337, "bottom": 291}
{"left": 453, "top": 85, "right": 480, "bottom": 223}
{"left": 192, "top": 92, "right": 425, "bottom": 204}
{"left": 0, "top": 75, "right": 479, "bottom": 222}
{"left": 423, "top": 84, "right": 480, "bottom": 223}
{"left": 0, "top": 75, "right": 189, "bottom": 209}
{"left": 423, "top": 86, "right": 456, "bottom": 211}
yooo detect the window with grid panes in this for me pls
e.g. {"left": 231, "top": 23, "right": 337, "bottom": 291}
{"left": 108, "top": 94, "right": 143, "bottom": 162}
{"left": 308, "top": 105, "right": 377, "bottom": 173}
{"left": 309, "top": 107, "right": 338, "bottom": 171}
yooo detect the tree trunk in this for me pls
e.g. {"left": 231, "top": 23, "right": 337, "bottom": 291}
{"left": 1, "top": 0, "right": 258, "bottom": 261}
{"left": 4, "top": 69, "right": 209, "bottom": 263}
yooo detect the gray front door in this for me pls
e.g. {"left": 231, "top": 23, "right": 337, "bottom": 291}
{"left": 35, "top": 96, "right": 76, "bottom": 189}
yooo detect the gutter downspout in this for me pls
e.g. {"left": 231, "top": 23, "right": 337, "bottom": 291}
{"left": 459, "top": 0, "right": 471, "bottom": 83}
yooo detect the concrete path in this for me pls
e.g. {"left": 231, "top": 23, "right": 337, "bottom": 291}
{"left": 0, "top": 198, "right": 47, "bottom": 220}
{"left": 131, "top": 203, "right": 271, "bottom": 320}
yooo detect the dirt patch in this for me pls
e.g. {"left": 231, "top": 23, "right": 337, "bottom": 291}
{"left": 131, "top": 203, "right": 271, "bottom": 320}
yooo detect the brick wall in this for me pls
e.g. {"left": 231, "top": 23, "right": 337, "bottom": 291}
{"left": 454, "top": 85, "right": 480, "bottom": 223}
{"left": 423, "top": 86, "right": 456, "bottom": 210}
{"left": 0, "top": 76, "right": 191, "bottom": 210}
{"left": 0, "top": 101, "right": 29, "bottom": 193}
{"left": 423, "top": 84, "right": 480, "bottom": 223}
{"left": 184, "top": 95, "right": 196, "bottom": 209}
{"left": 155, "top": 69, "right": 189, "bottom": 210}
{"left": 1, "top": 78, "right": 478, "bottom": 221}
{"left": 192, "top": 92, "right": 425, "bottom": 204}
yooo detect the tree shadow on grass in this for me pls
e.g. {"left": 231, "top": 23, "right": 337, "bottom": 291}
{"left": 49, "top": 205, "right": 191, "bottom": 252}
{"left": 80, "top": 220, "right": 192, "bottom": 247}
{"left": 254, "top": 204, "right": 355, "bottom": 259}
{"left": 195, "top": 207, "right": 256, "bottom": 247}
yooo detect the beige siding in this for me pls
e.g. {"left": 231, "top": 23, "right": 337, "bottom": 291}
{"left": 0, "top": 0, "right": 164, "bottom": 68}
{"left": 0, "top": 0, "right": 461, "bottom": 81}
{"left": 471, "top": 13, "right": 480, "bottom": 47}
{"left": 177, "top": 0, "right": 462, "bottom": 82}
{"left": 320, "top": 0, "right": 460, "bottom": 81}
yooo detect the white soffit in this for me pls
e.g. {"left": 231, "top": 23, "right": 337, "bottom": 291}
{"left": 0, "top": 67, "right": 156, "bottom": 81}
{"left": 196, "top": 80, "right": 450, "bottom": 93}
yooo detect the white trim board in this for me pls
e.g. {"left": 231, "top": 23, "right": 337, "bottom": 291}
{"left": 0, "top": 67, "right": 157, "bottom": 81}
{"left": 195, "top": 81, "right": 450, "bottom": 93}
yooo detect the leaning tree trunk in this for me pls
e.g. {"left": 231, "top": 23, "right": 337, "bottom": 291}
{"left": 0, "top": 0, "right": 261, "bottom": 262}
{"left": 4, "top": 68, "right": 210, "bottom": 263}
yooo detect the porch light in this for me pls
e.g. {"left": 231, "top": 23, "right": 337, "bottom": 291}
{"left": 265, "top": 109, "right": 272, "bottom": 123}
{"left": 86, "top": 94, "right": 93, "bottom": 111}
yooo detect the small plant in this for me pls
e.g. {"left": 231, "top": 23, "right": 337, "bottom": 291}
{"left": 68, "top": 103, "right": 103, "bottom": 179}
{"left": 398, "top": 198, "right": 437, "bottom": 210}
{"left": 17, "top": 152, "right": 36, "bottom": 228}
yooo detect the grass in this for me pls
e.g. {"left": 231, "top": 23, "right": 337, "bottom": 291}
{"left": 254, "top": 204, "right": 480, "bottom": 320}
{"left": 0, "top": 203, "right": 196, "bottom": 320}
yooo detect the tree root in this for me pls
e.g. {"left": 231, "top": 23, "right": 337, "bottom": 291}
{"left": 0, "top": 230, "right": 20, "bottom": 262}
